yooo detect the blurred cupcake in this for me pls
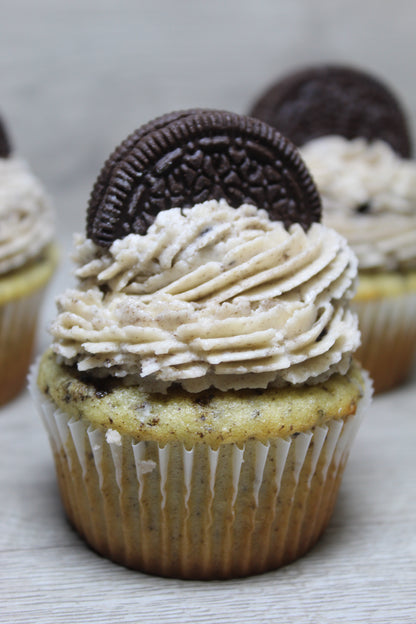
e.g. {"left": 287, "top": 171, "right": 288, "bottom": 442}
{"left": 0, "top": 113, "right": 57, "bottom": 405}
{"left": 250, "top": 64, "right": 416, "bottom": 393}
{"left": 32, "top": 110, "right": 370, "bottom": 578}
{"left": 301, "top": 136, "right": 416, "bottom": 393}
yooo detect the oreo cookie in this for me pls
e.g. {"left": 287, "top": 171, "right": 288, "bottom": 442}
{"left": 0, "top": 114, "right": 11, "bottom": 158}
{"left": 87, "top": 110, "right": 202, "bottom": 238}
{"left": 249, "top": 65, "right": 412, "bottom": 157}
{"left": 87, "top": 109, "right": 321, "bottom": 246}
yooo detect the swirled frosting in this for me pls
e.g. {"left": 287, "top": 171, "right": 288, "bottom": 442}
{"left": 300, "top": 136, "right": 416, "bottom": 271}
{"left": 51, "top": 200, "right": 359, "bottom": 392}
{"left": 0, "top": 157, "right": 54, "bottom": 274}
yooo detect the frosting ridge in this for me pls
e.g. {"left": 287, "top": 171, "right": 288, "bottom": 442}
{"left": 51, "top": 200, "right": 359, "bottom": 392}
{"left": 0, "top": 157, "right": 54, "bottom": 274}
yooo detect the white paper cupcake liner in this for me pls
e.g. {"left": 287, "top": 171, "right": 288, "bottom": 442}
{"left": 0, "top": 289, "right": 45, "bottom": 405}
{"left": 29, "top": 363, "right": 371, "bottom": 579}
{"left": 353, "top": 291, "right": 416, "bottom": 392}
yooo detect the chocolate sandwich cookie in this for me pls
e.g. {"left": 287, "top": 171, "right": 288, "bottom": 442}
{"left": 249, "top": 65, "right": 412, "bottom": 157}
{"left": 87, "top": 109, "right": 321, "bottom": 246}
{"left": 0, "top": 114, "right": 11, "bottom": 158}
{"left": 87, "top": 109, "right": 203, "bottom": 237}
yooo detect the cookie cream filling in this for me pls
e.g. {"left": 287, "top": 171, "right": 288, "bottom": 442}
{"left": 51, "top": 200, "right": 359, "bottom": 392}
{"left": 300, "top": 136, "right": 416, "bottom": 271}
{"left": 0, "top": 157, "right": 54, "bottom": 274}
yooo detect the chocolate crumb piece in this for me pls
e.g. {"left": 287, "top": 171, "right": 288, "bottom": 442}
{"left": 147, "top": 417, "right": 160, "bottom": 427}
{"left": 87, "top": 108, "right": 321, "bottom": 246}
{"left": 195, "top": 393, "right": 215, "bottom": 406}
{"left": 356, "top": 202, "right": 371, "bottom": 214}
{"left": 199, "top": 227, "right": 212, "bottom": 238}
{"left": 249, "top": 64, "right": 412, "bottom": 157}
{"left": 316, "top": 328, "right": 328, "bottom": 342}
{"left": 89, "top": 377, "right": 112, "bottom": 397}
{"left": 0, "top": 114, "right": 12, "bottom": 158}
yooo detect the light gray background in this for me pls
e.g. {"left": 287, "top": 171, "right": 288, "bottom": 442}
{"left": 1, "top": 3, "right": 415, "bottom": 623}
{"left": 1, "top": 0, "right": 416, "bottom": 246}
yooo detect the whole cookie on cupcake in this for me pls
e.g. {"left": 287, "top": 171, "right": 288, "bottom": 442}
{"left": 0, "top": 112, "right": 58, "bottom": 405}
{"left": 250, "top": 65, "right": 416, "bottom": 393}
{"left": 32, "top": 109, "right": 371, "bottom": 579}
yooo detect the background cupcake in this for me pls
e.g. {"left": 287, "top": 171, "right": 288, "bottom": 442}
{"left": 32, "top": 110, "right": 370, "bottom": 579}
{"left": 0, "top": 113, "right": 58, "bottom": 406}
{"left": 249, "top": 64, "right": 416, "bottom": 393}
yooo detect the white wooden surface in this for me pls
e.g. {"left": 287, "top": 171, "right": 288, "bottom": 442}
{"left": 1, "top": 2, "right": 416, "bottom": 622}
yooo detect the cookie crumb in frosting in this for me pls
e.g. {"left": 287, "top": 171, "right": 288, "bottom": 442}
{"left": 105, "top": 429, "right": 122, "bottom": 446}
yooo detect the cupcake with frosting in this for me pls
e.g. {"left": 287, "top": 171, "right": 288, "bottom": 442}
{"left": 0, "top": 113, "right": 57, "bottom": 405}
{"left": 250, "top": 65, "right": 416, "bottom": 392}
{"left": 32, "top": 110, "right": 370, "bottom": 578}
{"left": 301, "top": 136, "right": 416, "bottom": 392}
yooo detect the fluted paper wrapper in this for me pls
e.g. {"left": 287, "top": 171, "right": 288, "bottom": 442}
{"left": 353, "top": 291, "right": 416, "bottom": 393}
{"left": 0, "top": 289, "right": 46, "bottom": 405}
{"left": 30, "top": 367, "right": 371, "bottom": 579}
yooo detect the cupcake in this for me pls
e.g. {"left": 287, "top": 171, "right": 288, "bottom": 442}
{"left": 32, "top": 109, "right": 370, "bottom": 579}
{"left": 250, "top": 65, "right": 416, "bottom": 393}
{"left": 0, "top": 112, "right": 57, "bottom": 405}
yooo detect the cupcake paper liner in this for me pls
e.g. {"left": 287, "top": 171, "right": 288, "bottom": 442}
{"left": 0, "top": 289, "right": 45, "bottom": 405}
{"left": 353, "top": 291, "right": 416, "bottom": 393}
{"left": 30, "top": 365, "right": 371, "bottom": 579}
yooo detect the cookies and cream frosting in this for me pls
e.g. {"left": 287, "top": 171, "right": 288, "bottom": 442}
{"left": 300, "top": 136, "right": 416, "bottom": 271}
{"left": 51, "top": 200, "right": 359, "bottom": 392}
{"left": 0, "top": 157, "right": 54, "bottom": 274}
